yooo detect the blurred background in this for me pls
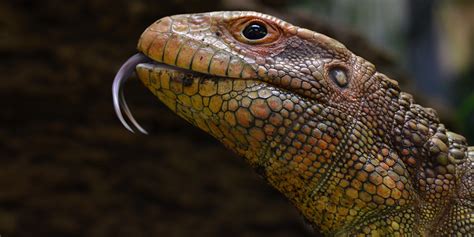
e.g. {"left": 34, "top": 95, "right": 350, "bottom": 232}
{"left": 0, "top": 0, "right": 472, "bottom": 236}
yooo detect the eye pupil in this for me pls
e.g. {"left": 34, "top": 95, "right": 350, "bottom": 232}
{"left": 242, "top": 22, "right": 267, "bottom": 40}
{"left": 329, "top": 68, "right": 349, "bottom": 87}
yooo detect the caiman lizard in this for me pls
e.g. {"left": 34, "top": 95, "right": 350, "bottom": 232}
{"left": 112, "top": 11, "right": 473, "bottom": 236}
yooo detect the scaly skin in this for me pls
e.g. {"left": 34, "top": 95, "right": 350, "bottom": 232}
{"left": 123, "top": 11, "right": 473, "bottom": 236}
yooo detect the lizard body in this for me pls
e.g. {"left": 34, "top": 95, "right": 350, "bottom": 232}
{"left": 112, "top": 11, "right": 473, "bottom": 236}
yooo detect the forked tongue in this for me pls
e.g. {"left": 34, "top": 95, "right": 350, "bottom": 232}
{"left": 112, "top": 53, "right": 151, "bottom": 134}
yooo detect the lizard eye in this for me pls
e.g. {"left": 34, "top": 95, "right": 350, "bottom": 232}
{"left": 329, "top": 67, "right": 349, "bottom": 87}
{"left": 242, "top": 22, "right": 267, "bottom": 40}
{"left": 229, "top": 18, "right": 281, "bottom": 45}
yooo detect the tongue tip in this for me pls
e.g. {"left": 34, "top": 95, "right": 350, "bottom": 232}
{"left": 112, "top": 53, "right": 151, "bottom": 134}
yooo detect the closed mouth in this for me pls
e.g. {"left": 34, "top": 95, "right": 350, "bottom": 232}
{"left": 136, "top": 60, "right": 220, "bottom": 87}
{"left": 112, "top": 52, "right": 233, "bottom": 134}
{"left": 139, "top": 59, "right": 204, "bottom": 76}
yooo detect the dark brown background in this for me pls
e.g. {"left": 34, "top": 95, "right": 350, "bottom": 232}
{"left": 1, "top": 0, "right": 472, "bottom": 237}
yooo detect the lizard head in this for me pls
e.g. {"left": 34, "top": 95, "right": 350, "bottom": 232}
{"left": 114, "top": 11, "right": 409, "bottom": 233}
{"left": 128, "top": 11, "right": 378, "bottom": 156}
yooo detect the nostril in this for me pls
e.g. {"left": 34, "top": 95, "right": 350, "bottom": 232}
{"left": 181, "top": 74, "right": 194, "bottom": 87}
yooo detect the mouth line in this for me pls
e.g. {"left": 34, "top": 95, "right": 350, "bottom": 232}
{"left": 113, "top": 52, "right": 242, "bottom": 134}
{"left": 136, "top": 52, "right": 250, "bottom": 85}
{"left": 137, "top": 61, "right": 224, "bottom": 86}
{"left": 139, "top": 61, "right": 202, "bottom": 75}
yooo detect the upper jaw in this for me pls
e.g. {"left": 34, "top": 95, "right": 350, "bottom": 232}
{"left": 137, "top": 58, "right": 205, "bottom": 76}
{"left": 137, "top": 17, "right": 258, "bottom": 80}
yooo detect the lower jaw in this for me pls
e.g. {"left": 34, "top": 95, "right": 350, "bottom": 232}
{"left": 135, "top": 62, "right": 265, "bottom": 101}
{"left": 134, "top": 61, "right": 276, "bottom": 152}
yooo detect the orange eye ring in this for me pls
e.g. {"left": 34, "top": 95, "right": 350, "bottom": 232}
{"left": 229, "top": 18, "right": 281, "bottom": 45}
